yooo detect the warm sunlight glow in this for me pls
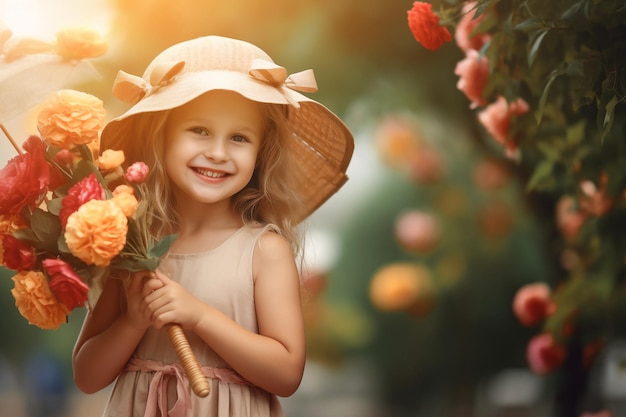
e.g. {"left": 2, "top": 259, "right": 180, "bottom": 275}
{"left": 1, "top": 0, "right": 111, "bottom": 39}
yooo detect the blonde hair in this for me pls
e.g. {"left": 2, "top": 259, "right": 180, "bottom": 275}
{"left": 113, "top": 101, "right": 303, "bottom": 255}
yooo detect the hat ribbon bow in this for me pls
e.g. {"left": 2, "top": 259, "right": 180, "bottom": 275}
{"left": 113, "top": 61, "right": 186, "bottom": 105}
{"left": 249, "top": 58, "right": 317, "bottom": 107}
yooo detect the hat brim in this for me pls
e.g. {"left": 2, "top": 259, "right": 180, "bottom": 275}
{"left": 101, "top": 71, "right": 354, "bottom": 222}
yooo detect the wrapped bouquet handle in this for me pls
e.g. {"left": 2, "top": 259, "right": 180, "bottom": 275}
{"left": 166, "top": 323, "right": 211, "bottom": 397}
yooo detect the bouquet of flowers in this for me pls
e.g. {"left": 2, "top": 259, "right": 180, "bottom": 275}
{"left": 0, "top": 89, "right": 209, "bottom": 397}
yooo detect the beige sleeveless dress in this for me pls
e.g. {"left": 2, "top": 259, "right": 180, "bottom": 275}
{"left": 102, "top": 223, "right": 285, "bottom": 417}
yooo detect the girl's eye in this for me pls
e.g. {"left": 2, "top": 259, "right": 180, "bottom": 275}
{"left": 232, "top": 134, "right": 248, "bottom": 143}
{"left": 191, "top": 127, "right": 208, "bottom": 135}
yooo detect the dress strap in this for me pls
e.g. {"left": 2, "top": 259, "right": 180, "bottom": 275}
{"left": 125, "top": 358, "right": 252, "bottom": 417}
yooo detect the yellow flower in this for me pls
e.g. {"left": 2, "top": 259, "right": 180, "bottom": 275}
{"left": 65, "top": 200, "right": 128, "bottom": 267}
{"left": 112, "top": 185, "right": 139, "bottom": 217}
{"left": 54, "top": 27, "right": 108, "bottom": 61}
{"left": 11, "top": 271, "right": 70, "bottom": 330}
{"left": 37, "top": 89, "right": 106, "bottom": 149}
{"left": 97, "top": 149, "right": 125, "bottom": 170}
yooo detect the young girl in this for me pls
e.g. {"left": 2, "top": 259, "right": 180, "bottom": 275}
{"left": 71, "top": 36, "right": 353, "bottom": 417}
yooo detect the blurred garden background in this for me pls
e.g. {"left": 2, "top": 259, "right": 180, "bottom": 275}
{"left": 1, "top": 0, "right": 625, "bottom": 416}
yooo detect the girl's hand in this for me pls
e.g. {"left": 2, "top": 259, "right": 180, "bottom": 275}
{"left": 123, "top": 271, "right": 164, "bottom": 330}
{"left": 143, "top": 270, "right": 204, "bottom": 330}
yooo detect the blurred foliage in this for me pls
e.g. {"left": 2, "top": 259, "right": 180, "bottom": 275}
{"left": 321, "top": 112, "right": 555, "bottom": 414}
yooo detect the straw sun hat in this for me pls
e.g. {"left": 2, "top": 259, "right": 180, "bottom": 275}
{"left": 101, "top": 35, "right": 354, "bottom": 221}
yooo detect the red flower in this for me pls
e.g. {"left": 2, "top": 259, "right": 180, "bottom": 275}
{"left": 23, "top": 135, "right": 67, "bottom": 190}
{"left": 0, "top": 136, "right": 52, "bottom": 215}
{"left": 513, "top": 283, "right": 556, "bottom": 327}
{"left": 59, "top": 173, "right": 106, "bottom": 229}
{"left": 1, "top": 234, "right": 36, "bottom": 271}
{"left": 43, "top": 258, "right": 89, "bottom": 310}
{"left": 527, "top": 332, "right": 566, "bottom": 374}
{"left": 407, "top": 2, "right": 452, "bottom": 51}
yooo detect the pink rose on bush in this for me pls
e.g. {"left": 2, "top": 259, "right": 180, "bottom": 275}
{"left": 513, "top": 283, "right": 556, "bottom": 327}
{"left": 59, "top": 173, "right": 106, "bottom": 229}
{"left": 527, "top": 332, "right": 566, "bottom": 375}
{"left": 125, "top": 161, "right": 149, "bottom": 183}
{"left": 454, "top": 1, "right": 491, "bottom": 52}
{"left": 43, "top": 258, "right": 89, "bottom": 310}
{"left": 478, "top": 96, "right": 529, "bottom": 156}
{"left": 454, "top": 49, "right": 490, "bottom": 108}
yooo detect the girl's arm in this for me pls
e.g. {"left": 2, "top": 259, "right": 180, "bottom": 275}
{"left": 72, "top": 272, "right": 153, "bottom": 394}
{"left": 145, "top": 231, "right": 306, "bottom": 397}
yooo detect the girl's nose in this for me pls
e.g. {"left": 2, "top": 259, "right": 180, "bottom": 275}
{"left": 203, "top": 138, "right": 228, "bottom": 161}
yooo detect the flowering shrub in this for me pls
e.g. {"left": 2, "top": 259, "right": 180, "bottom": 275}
{"left": 407, "top": 0, "right": 626, "bottom": 388}
{"left": 0, "top": 89, "right": 174, "bottom": 329}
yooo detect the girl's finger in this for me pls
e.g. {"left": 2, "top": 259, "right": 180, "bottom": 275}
{"left": 142, "top": 273, "right": 165, "bottom": 297}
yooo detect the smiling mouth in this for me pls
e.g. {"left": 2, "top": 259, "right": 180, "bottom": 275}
{"left": 194, "top": 168, "right": 227, "bottom": 178}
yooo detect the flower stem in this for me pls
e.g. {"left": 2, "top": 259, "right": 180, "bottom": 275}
{"left": 0, "top": 123, "right": 23, "bottom": 155}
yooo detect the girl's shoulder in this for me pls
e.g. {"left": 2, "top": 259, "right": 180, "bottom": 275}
{"left": 253, "top": 225, "right": 293, "bottom": 261}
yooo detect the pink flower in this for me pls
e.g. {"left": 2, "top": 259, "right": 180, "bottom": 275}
{"left": 579, "top": 173, "right": 614, "bottom": 217}
{"left": 43, "top": 258, "right": 89, "bottom": 310}
{"left": 527, "top": 332, "right": 566, "bottom": 375}
{"left": 513, "top": 283, "right": 556, "bottom": 327}
{"left": 454, "top": 2, "right": 491, "bottom": 52}
{"left": 407, "top": 2, "right": 452, "bottom": 51}
{"left": 395, "top": 210, "right": 441, "bottom": 253}
{"left": 478, "top": 96, "right": 529, "bottom": 154}
{"left": 59, "top": 173, "right": 106, "bottom": 229}
{"left": 454, "top": 49, "right": 490, "bottom": 108}
{"left": 1, "top": 234, "right": 36, "bottom": 271}
{"left": 556, "top": 196, "right": 587, "bottom": 242}
{"left": 125, "top": 161, "right": 149, "bottom": 183}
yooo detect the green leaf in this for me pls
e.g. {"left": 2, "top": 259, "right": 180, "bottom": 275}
{"left": 514, "top": 17, "right": 545, "bottom": 32}
{"left": 536, "top": 66, "right": 566, "bottom": 124}
{"left": 600, "top": 95, "right": 618, "bottom": 143}
{"left": 46, "top": 197, "right": 63, "bottom": 216}
{"left": 149, "top": 234, "right": 177, "bottom": 260}
{"left": 30, "top": 208, "right": 61, "bottom": 241}
{"left": 528, "top": 28, "right": 549, "bottom": 68}
{"left": 526, "top": 160, "right": 554, "bottom": 192}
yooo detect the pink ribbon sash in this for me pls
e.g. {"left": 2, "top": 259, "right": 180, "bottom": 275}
{"left": 125, "top": 358, "right": 251, "bottom": 417}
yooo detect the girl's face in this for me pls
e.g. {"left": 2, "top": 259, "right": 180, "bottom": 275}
{"left": 163, "top": 90, "right": 263, "bottom": 208}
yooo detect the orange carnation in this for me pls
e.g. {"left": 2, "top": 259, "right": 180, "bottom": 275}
{"left": 407, "top": 2, "right": 452, "bottom": 51}
{"left": 64, "top": 200, "right": 128, "bottom": 267}
{"left": 37, "top": 89, "right": 105, "bottom": 149}
{"left": 54, "top": 27, "right": 108, "bottom": 61}
{"left": 112, "top": 186, "right": 139, "bottom": 218}
{"left": 97, "top": 149, "right": 125, "bottom": 170}
{"left": 11, "top": 271, "right": 69, "bottom": 330}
